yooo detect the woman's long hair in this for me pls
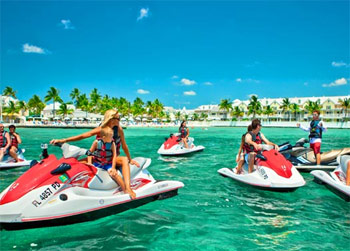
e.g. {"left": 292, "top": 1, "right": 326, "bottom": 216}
{"left": 179, "top": 121, "right": 186, "bottom": 131}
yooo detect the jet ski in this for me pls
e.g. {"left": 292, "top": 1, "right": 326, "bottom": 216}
{"left": 0, "top": 143, "right": 184, "bottom": 230}
{"left": 279, "top": 138, "right": 350, "bottom": 172}
{"left": 157, "top": 133, "right": 205, "bottom": 156}
{"left": 311, "top": 155, "right": 350, "bottom": 202}
{"left": 0, "top": 149, "right": 34, "bottom": 170}
{"left": 218, "top": 145, "right": 306, "bottom": 192}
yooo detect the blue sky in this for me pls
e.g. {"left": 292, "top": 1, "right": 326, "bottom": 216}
{"left": 1, "top": 0, "right": 349, "bottom": 109}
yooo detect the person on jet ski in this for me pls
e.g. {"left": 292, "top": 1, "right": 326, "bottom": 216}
{"left": 340, "top": 155, "right": 350, "bottom": 186}
{"left": 0, "top": 123, "right": 11, "bottom": 162}
{"left": 88, "top": 126, "right": 135, "bottom": 199}
{"left": 244, "top": 119, "right": 279, "bottom": 173}
{"left": 8, "top": 125, "right": 22, "bottom": 162}
{"left": 179, "top": 121, "right": 190, "bottom": 149}
{"left": 235, "top": 125, "right": 252, "bottom": 174}
{"left": 297, "top": 110, "right": 327, "bottom": 166}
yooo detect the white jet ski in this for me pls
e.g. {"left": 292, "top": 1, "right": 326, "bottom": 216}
{"left": 0, "top": 143, "right": 184, "bottom": 230}
{"left": 311, "top": 155, "right": 350, "bottom": 202}
{"left": 0, "top": 149, "right": 34, "bottom": 170}
{"left": 218, "top": 145, "right": 306, "bottom": 192}
{"left": 157, "top": 133, "right": 205, "bottom": 156}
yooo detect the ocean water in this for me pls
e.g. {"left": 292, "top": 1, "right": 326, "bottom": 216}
{"left": 1, "top": 127, "right": 349, "bottom": 250}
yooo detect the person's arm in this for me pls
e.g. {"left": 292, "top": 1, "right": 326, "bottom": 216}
{"left": 297, "top": 123, "right": 310, "bottom": 132}
{"left": 111, "top": 142, "right": 117, "bottom": 171}
{"left": 3, "top": 132, "right": 11, "bottom": 150}
{"left": 87, "top": 141, "right": 97, "bottom": 164}
{"left": 50, "top": 127, "right": 101, "bottom": 144}
{"left": 236, "top": 143, "right": 243, "bottom": 163}
{"left": 245, "top": 134, "right": 261, "bottom": 151}
{"left": 119, "top": 126, "right": 140, "bottom": 167}
{"left": 186, "top": 128, "right": 190, "bottom": 139}
{"left": 14, "top": 133, "right": 22, "bottom": 144}
{"left": 319, "top": 120, "right": 327, "bottom": 132}
{"left": 260, "top": 133, "right": 279, "bottom": 150}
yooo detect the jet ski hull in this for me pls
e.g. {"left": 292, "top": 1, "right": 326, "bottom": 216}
{"left": 311, "top": 170, "right": 350, "bottom": 202}
{"left": 0, "top": 149, "right": 33, "bottom": 170}
{"left": 295, "top": 165, "right": 336, "bottom": 172}
{"left": 158, "top": 145, "right": 205, "bottom": 156}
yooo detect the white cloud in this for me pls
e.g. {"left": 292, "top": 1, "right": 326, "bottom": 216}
{"left": 172, "top": 75, "right": 179, "bottom": 79}
{"left": 137, "top": 8, "right": 149, "bottom": 21}
{"left": 61, "top": 19, "right": 75, "bottom": 29}
{"left": 204, "top": 82, "right": 213, "bottom": 86}
{"left": 137, "top": 89, "right": 150, "bottom": 94}
{"left": 322, "top": 77, "right": 347, "bottom": 87}
{"left": 22, "top": 43, "right": 48, "bottom": 54}
{"left": 236, "top": 78, "right": 242, "bottom": 82}
{"left": 184, "top": 91, "right": 196, "bottom": 96}
{"left": 331, "top": 61, "right": 349, "bottom": 67}
{"left": 181, "top": 78, "right": 196, "bottom": 86}
{"left": 236, "top": 78, "right": 260, "bottom": 84}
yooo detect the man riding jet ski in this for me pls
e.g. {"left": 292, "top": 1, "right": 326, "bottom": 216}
{"left": 279, "top": 138, "right": 350, "bottom": 172}
{"left": 0, "top": 143, "right": 184, "bottom": 230}
{"left": 157, "top": 121, "right": 204, "bottom": 156}
{"left": 218, "top": 144, "right": 306, "bottom": 192}
{"left": 311, "top": 155, "right": 350, "bottom": 202}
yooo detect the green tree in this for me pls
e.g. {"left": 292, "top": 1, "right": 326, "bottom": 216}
{"left": 3, "top": 86, "right": 17, "bottom": 98}
{"left": 290, "top": 103, "right": 301, "bottom": 121}
{"left": 3, "top": 101, "right": 20, "bottom": 121}
{"left": 219, "top": 99, "right": 232, "bottom": 120}
{"left": 192, "top": 113, "right": 199, "bottom": 121}
{"left": 200, "top": 112, "right": 208, "bottom": 121}
{"left": 77, "top": 94, "right": 91, "bottom": 118}
{"left": 263, "top": 105, "right": 275, "bottom": 122}
{"left": 131, "top": 97, "right": 145, "bottom": 117}
{"left": 231, "top": 106, "right": 244, "bottom": 121}
{"left": 339, "top": 98, "right": 350, "bottom": 120}
{"left": 70, "top": 88, "right": 80, "bottom": 105}
{"left": 17, "top": 100, "right": 27, "bottom": 114}
{"left": 247, "top": 95, "right": 262, "bottom": 118}
{"left": 280, "top": 98, "right": 291, "bottom": 121}
{"left": 175, "top": 111, "right": 182, "bottom": 121}
{"left": 57, "top": 103, "right": 74, "bottom": 117}
{"left": 28, "top": 95, "right": 46, "bottom": 115}
{"left": 44, "top": 87, "right": 63, "bottom": 117}
{"left": 304, "top": 100, "right": 322, "bottom": 114}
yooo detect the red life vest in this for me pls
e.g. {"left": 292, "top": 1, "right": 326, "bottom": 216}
{"left": 96, "top": 126, "right": 121, "bottom": 156}
{"left": 243, "top": 132, "right": 262, "bottom": 153}
{"left": 10, "top": 133, "right": 18, "bottom": 148}
{"left": 0, "top": 131, "right": 8, "bottom": 148}
{"left": 93, "top": 139, "right": 114, "bottom": 165}
{"left": 179, "top": 126, "right": 188, "bottom": 138}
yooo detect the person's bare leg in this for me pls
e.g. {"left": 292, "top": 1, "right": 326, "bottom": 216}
{"left": 316, "top": 153, "right": 321, "bottom": 165}
{"left": 0, "top": 151, "right": 4, "bottom": 162}
{"left": 346, "top": 161, "right": 350, "bottom": 186}
{"left": 115, "top": 156, "right": 136, "bottom": 199}
{"left": 9, "top": 147, "right": 19, "bottom": 162}
{"left": 248, "top": 153, "right": 255, "bottom": 173}
{"left": 183, "top": 139, "right": 189, "bottom": 149}
{"left": 108, "top": 169, "right": 126, "bottom": 191}
{"left": 236, "top": 159, "right": 244, "bottom": 174}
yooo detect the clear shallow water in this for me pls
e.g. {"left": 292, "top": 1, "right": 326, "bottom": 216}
{"left": 1, "top": 127, "right": 349, "bottom": 250}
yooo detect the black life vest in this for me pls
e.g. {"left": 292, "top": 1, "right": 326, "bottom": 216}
{"left": 93, "top": 139, "right": 114, "bottom": 165}
{"left": 243, "top": 132, "right": 262, "bottom": 153}
{"left": 309, "top": 120, "right": 322, "bottom": 139}
{"left": 10, "top": 133, "right": 18, "bottom": 148}
{"left": 179, "top": 126, "right": 188, "bottom": 138}
{"left": 0, "top": 131, "right": 8, "bottom": 148}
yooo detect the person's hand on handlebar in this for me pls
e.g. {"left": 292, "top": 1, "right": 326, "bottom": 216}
{"left": 274, "top": 144, "right": 280, "bottom": 151}
{"left": 50, "top": 139, "right": 66, "bottom": 145}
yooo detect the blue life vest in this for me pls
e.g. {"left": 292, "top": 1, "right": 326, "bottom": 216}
{"left": 309, "top": 120, "right": 322, "bottom": 139}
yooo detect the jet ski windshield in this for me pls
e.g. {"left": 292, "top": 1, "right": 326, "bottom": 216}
{"left": 61, "top": 143, "right": 88, "bottom": 159}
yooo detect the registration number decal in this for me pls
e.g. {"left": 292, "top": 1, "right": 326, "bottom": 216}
{"left": 32, "top": 182, "right": 61, "bottom": 207}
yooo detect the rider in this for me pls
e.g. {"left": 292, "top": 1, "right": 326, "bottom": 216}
{"left": 50, "top": 109, "right": 139, "bottom": 199}
{"left": 235, "top": 125, "right": 252, "bottom": 174}
{"left": 88, "top": 126, "right": 128, "bottom": 195}
{"left": 179, "top": 121, "right": 190, "bottom": 149}
{"left": 340, "top": 155, "right": 350, "bottom": 186}
{"left": 244, "top": 119, "right": 279, "bottom": 173}
{"left": 297, "top": 110, "right": 327, "bottom": 166}
{"left": 0, "top": 123, "right": 11, "bottom": 162}
{"left": 8, "top": 125, "right": 22, "bottom": 162}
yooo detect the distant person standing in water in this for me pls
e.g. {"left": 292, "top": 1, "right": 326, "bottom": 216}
{"left": 297, "top": 110, "right": 327, "bottom": 166}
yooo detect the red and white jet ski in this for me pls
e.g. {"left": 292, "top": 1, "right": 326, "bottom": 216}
{"left": 0, "top": 148, "right": 34, "bottom": 170}
{"left": 311, "top": 155, "right": 350, "bottom": 202}
{"left": 0, "top": 143, "right": 184, "bottom": 230}
{"left": 157, "top": 133, "right": 205, "bottom": 156}
{"left": 218, "top": 146, "right": 306, "bottom": 192}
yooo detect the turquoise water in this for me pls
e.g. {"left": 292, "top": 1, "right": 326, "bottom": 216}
{"left": 1, "top": 127, "right": 350, "bottom": 250}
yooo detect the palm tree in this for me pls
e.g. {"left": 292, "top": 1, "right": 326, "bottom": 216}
{"left": 280, "top": 98, "right": 291, "bottom": 121}
{"left": 192, "top": 113, "right": 199, "bottom": 121}
{"left": 153, "top": 99, "right": 164, "bottom": 118}
{"left": 57, "top": 103, "right": 74, "bottom": 117}
{"left": 131, "top": 97, "right": 145, "bottom": 117}
{"left": 219, "top": 99, "right": 232, "bottom": 120}
{"left": 290, "top": 103, "right": 301, "bottom": 121}
{"left": 3, "top": 101, "right": 20, "bottom": 122}
{"left": 70, "top": 88, "right": 80, "bottom": 105}
{"left": 28, "top": 95, "right": 45, "bottom": 116}
{"left": 3, "top": 86, "right": 17, "bottom": 98}
{"left": 247, "top": 95, "right": 262, "bottom": 118}
{"left": 263, "top": 105, "right": 275, "bottom": 122}
{"left": 339, "top": 98, "right": 350, "bottom": 121}
{"left": 44, "top": 87, "right": 63, "bottom": 117}
{"left": 304, "top": 100, "right": 322, "bottom": 114}
{"left": 200, "top": 112, "right": 208, "bottom": 121}
{"left": 77, "top": 94, "right": 91, "bottom": 118}
{"left": 231, "top": 106, "right": 244, "bottom": 121}
{"left": 90, "top": 88, "right": 101, "bottom": 113}
{"left": 16, "top": 100, "right": 27, "bottom": 114}
{"left": 175, "top": 111, "right": 182, "bottom": 121}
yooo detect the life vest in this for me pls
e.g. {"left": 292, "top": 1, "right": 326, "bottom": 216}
{"left": 0, "top": 131, "right": 7, "bottom": 148}
{"left": 10, "top": 133, "right": 18, "bottom": 148}
{"left": 93, "top": 139, "right": 114, "bottom": 165}
{"left": 243, "top": 131, "right": 262, "bottom": 153}
{"left": 179, "top": 126, "right": 188, "bottom": 138}
{"left": 96, "top": 126, "right": 121, "bottom": 156}
{"left": 309, "top": 120, "right": 322, "bottom": 139}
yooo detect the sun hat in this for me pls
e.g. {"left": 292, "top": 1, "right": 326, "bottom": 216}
{"left": 100, "top": 109, "right": 119, "bottom": 128}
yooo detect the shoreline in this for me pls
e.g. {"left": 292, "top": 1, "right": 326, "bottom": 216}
{"left": 4, "top": 121, "right": 350, "bottom": 129}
